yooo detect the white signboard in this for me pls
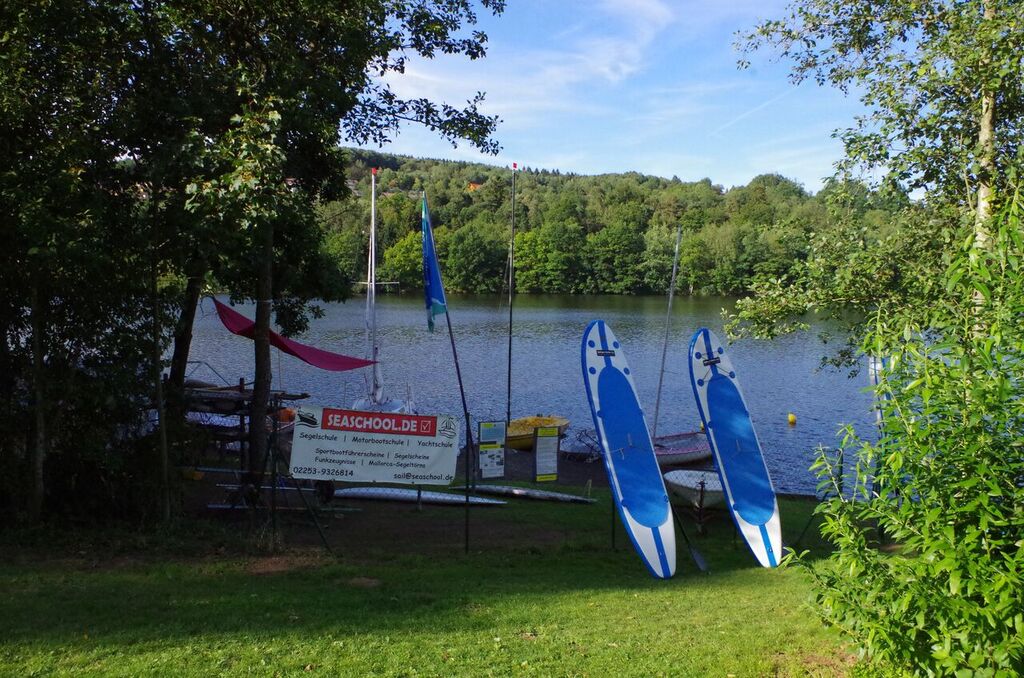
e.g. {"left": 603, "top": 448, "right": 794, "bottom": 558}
{"left": 478, "top": 421, "right": 506, "bottom": 479}
{"left": 289, "top": 406, "right": 459, "bottom": 485}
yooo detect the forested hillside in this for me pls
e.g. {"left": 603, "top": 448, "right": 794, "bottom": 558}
{"left": 323, "top": 148, "right": 907, "bottom": 296}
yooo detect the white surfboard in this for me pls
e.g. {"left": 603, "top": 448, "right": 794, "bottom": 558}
{"left": 334, "top": 487, "right": 506, "bottom": 506}
{"left": 582, "top": 320, "right": 676, "bottom": 579}
{"left": 688, "top": 328, "right": 782, "bottom": 567}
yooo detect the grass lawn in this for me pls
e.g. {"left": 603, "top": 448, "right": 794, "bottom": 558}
{"left": 0, "top": 491, "right": 854, "bottom": 677}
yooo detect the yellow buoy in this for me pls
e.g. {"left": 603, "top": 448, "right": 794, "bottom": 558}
{"left": 787, "top": 412, "right": 797, "bottom": 426}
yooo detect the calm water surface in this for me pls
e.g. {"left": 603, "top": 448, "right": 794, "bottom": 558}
{"left": 188, "top": 294, "right": 876, "bottom": 495}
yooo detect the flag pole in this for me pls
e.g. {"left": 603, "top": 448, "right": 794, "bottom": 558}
{"left": 505, "top": 163, "right": 517, "bottom": 433}
{"left": 421, "top": 191, "right": 476, "bottom": 554}
{"left": 442, "top": 308, "right": 476, "bottom": 555}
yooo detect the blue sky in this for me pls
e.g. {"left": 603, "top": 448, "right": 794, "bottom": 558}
{"left": 372, "top": 0, "right": 865, "bottom": 193}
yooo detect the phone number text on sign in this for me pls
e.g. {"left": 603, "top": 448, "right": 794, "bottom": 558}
{"left": 289, "top": 406, "right": 459, "bottom": 485}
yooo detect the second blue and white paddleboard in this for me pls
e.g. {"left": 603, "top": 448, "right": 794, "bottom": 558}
{"left": 689, "top": 328, "right": 782, "bottom": 568}
{"left": 582, "top": 320, "right": 675, "bottom": 579}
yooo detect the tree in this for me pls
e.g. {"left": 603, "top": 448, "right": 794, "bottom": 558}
{"left": 128, "top": 0, "right": 506, "bottom": 480}
{"left": 511, "top": 229, "right": 544, "bottom": 293}
{"left": 736, "top": 2, "right": 1024, "bottom": 672}
{"left": 381, "top": 230, "right": 426, "bottom": 290}
{"left": 739, "top": 0, "right": 1024, "bottom": 240}
{"left": 320, "top": 199, "right": 370, "bottom": 283}
{"left": 1, "top": 0, "right": 505, "bottom": 522}
{"left": 585, "top": 222, "right": 647, "bottom": 295}
{"left": 377, "top": 192, "right": 420, "bottom": 254}
{"left": 641, "top": 223, "right": 680, "bottom": 293}
{"left": 444, "top": 217, "right": 506, "bottom": 293}
{"left": 534, "top": 219, "right": 587, "bottom": 293}
{"left": 731, "top": 0, "right": 1024, "bottom": 340}
{"left": 800, "top": 194, "right": 1024, "bottom": 675}
{"left": 1, "top": 1, "right": 161, "bottom": 521}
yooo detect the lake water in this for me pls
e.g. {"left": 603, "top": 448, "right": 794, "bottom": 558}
{"left": 187, "top": 293, "right": 877, "bottom": 495}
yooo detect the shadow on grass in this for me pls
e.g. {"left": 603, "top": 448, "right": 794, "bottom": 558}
{"left": 0, "top": 497, "right": 834, "bottom": 652}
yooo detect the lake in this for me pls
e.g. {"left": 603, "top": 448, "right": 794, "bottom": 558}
{"left": 187, "top": 293, "right": 877, "bottom": 495}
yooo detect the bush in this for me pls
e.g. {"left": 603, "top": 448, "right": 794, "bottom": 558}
{"left": 796, "top": 197, "right": 1024, "bottom": 675}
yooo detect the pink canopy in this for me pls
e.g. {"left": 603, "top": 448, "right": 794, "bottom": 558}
{"left": 213, "top": 298, "right": 374, "bottom": 373}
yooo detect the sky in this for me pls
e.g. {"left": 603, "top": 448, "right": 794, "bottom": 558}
{"left": 367, "top": 0, "right": 868, "bottom": 193}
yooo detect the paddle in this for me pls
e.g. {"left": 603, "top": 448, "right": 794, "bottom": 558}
{"left": 670, "top": 504, "right": 709, "bottom": 574}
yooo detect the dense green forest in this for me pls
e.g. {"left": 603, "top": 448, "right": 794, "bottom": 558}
{"left": 322, "top": 149, "right": 906, "bottom": 296}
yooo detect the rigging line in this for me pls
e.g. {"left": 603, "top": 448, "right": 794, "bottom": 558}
{"left": 652, "top": 226, "right": 683, "bottom": 439}
{"left": 505, "top": 164, "right": 517, "bottom": 430}
{"left": 276, "top": 347, "right": 284, "bottom": 392}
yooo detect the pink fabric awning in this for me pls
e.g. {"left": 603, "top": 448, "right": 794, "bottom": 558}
{"left": 213, "top": 298, "right": 373, "bottom": 373}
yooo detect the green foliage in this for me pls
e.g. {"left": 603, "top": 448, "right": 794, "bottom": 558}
{"left": 642, "top": 223, "right": 681, "bottom": 293}
{"left": 444, "top": 217, "right": 507, "bottom": 293}
{"left": 381, "top": 230, "right": 426, "bottom": 290}
{"left": 731, "top": 5, "right": 1024, "bottom": 674}
{"left": 347, "top": 150, "right": 891, "bottom": 297}
{"left": 727, "top": 198, "right": 953, "bottom": 352}
{"left": 0, "top": 0, "right": 506, "bottom": 523}
{"left": 739, "top": 1, "right": 1024, "bottom": 204}
{"left": 513, "top": 218, "right": 588, "bottom": 293}
{"left": 584, "top": 223, "right": 647, "bottom": 294}
{"left": 0, "top": 0, "right": 168, "bottom": 521}
{"left": 794, "top": 196, "right": 1024, "bottom": 675}
{"left": 320, "top": 199, "right": 369, "bottom": 284}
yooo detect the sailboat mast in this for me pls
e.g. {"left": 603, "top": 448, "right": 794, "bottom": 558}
{"left": 367, "top": 167, "right": 383, "bottom": 403}
{"left": 505, "top": 162, "right": 517, "bottom": 430}
{"left": 652, "top": 226, "right": 683, "bottom": 439}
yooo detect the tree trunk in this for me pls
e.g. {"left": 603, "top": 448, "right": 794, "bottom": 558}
{"left": 151, "top": 264, "right": 171, "bottom": 523}
{"left": 29, "top": 280, "right": 47, "bottom": 523}
{"left": 248, "top": 222, "right": 274, "bottom": 481}
{"left": 167, "top": 261, "right": 205, "bottom": 419}
{"left": 974, "top": 0, "right": 996, "bottom": 251}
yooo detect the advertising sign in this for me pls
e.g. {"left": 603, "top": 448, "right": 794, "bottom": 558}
{"left": 533, "top": 426, "right": 560, "bottom": 482}
{"left": 478, "top": 421, "right": 506, "bottom": 479}
{"left": 289, "top": 406, "right": 459, "bottom": 485}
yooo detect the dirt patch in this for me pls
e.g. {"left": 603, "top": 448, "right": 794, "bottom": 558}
{"left": 246, "top": 553, "right": 325, "bottom": 575}
{"left": 773, "top": 647, "right": 859, "bottom": 677}
{"left": 496, "top": 448, "right": 608, "bottom": 487}
{"left": 346, "top": 576, "right": 381, "bottom": 588}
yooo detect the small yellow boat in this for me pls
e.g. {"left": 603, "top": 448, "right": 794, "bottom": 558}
{"left": 506, "top": 416, "right": 570, "bottom": 451}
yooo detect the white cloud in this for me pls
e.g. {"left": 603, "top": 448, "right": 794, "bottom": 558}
{"left": 597, "top": 0, "right": 675, "bottom": 39}
{"left": 366, "top": 1, "right": 859, "bottom": 192}
{"left": 382, "top": 0, "right": 676, "bottom": 131}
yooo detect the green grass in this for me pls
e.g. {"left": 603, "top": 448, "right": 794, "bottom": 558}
{"left": 0, "top": 494, "right": 853, "bottom": 677}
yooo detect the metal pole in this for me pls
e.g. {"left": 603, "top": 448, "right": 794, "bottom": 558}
{"left": 367, "top": 168, "right": 382, "bottom": 403}
{"left": 270, "top": 399, "right": 279, "bottom": 548}
{"left": 444, "top": 309, "right": 475, "bottom": 555}
{"left": 652, "top": 226, "right": 683, "bottom": 439}
{"left": 291, "top": 463, "right": 335, "bottom": 557}
{"left": 506, "top": 164, "right": 517, "bottom": 432}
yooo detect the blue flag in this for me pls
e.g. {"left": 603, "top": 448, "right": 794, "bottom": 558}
{"left": 422, "top": 193, "right": 447, "bottom": 332}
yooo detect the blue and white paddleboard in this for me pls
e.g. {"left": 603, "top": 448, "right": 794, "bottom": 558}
{"left": 582, "top": 320, "right": 676, "bottom": 579}
{"left": 688, "top": 328, "right": 782, "bottom": 568}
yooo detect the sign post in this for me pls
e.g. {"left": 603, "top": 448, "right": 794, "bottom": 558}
{"left": 478, "top": 421, "right": 506, "bottom": 480}
{"left": 289, "top": 406, "right": 459, "bottom": 485}
{"left": 533, "top": 426, "right": 559, "bottom": 482}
